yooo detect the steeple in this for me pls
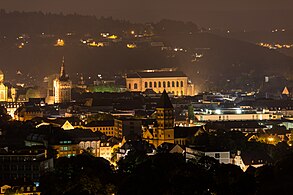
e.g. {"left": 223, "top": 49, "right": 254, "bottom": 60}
{"left": 157, "top": 90, "right": 173, "bottom": 109}
{"left": 156, "top": 90, "right": 174, "bottom": 130}
{"left": 59, "top": 56, "right": 69, "bottom": 81}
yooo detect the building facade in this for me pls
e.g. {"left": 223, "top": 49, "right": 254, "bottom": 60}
{"left": 126, "top": 70, "right": 195, "bottom": 96}
{"left": 0, "top": 70, "right": 16, "bottom": 102}
{"left": 0, "top": 147, "right": 53, "bottom": 182}
{"left": 53, "top": 58, "right": 72, "bottom": 103}
{"left": 143, "top": 90, "right": 175, "bottom": 147}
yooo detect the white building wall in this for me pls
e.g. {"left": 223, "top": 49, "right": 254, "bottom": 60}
{"left": 195, "top": 113, "right": 272, "bottom": 121}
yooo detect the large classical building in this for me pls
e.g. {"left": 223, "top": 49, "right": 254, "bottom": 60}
{"left": 53, "top": 58, "right": 72, "bottom": 103}
{"left": 0, "top": 70, "right": 16, "bottom": 102}
{"left": 126, "top": 70, "right": 195, "bottom": 96}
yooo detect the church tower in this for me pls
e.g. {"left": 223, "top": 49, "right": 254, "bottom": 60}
{"left": 156, "top": 90, "right": 175, "bottom": 146}
{"left": 0, "top": 70, "right": 8, "bottom": 102}
{"left": 53, "top": 57, "right": 72, "bottom": 103}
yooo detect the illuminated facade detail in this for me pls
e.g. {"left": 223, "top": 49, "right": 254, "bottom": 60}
{"left": 195, "top": 108, "right": 274, "bottom": 121}
{"left": 282, "top": 86, "right": 290, "bottom": 95}
{"left": 126, "top": 70, "right": 195, "bottom": 96}
{"left": 53, "top": 57, "right": 72, "bottom": 103}
{"left": 143, "top": 90, "right": 175, "bottom": 147}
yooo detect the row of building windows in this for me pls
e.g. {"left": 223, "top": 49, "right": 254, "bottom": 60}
{"left": 93, "top": 127, "right": 114, "bottom": 131}
{"left": 129, "top": 81, "right": 184, "bottom": 90}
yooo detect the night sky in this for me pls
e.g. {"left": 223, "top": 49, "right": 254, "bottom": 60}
{"left": 1, "top": 0, "right": 293, "bottom": 29}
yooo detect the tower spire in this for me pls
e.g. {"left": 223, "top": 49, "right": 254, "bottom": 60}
{"left": 60, "top": 56, "right": 66, "bottom": 78}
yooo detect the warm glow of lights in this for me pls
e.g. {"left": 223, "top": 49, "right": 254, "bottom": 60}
{"left": 131, "top": 30, "right": 135, "bottom": 35}
{"left": 267, "top": 137, "right": 274, "bottom": 142}
{"left": 108, "top": 35, "right": 118, "bottom": 39}
{"left": 258, "top": 42, "right": 292, "bottom": 50}
{"left": 88, "top": 42, "right": 104, "bottom": 47}
{"left": 54, "top": 39, "right": 65, "bottom": 47}
{"left": 127, "top": 43, "right": 137, "bottom": 49}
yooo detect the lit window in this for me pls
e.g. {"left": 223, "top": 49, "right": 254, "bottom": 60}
{"left": 134, "top": 83, "right": 138, "bottom": 89}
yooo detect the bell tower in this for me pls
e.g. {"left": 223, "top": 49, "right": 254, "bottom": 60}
{"left": 155, "top": 90, "right": 174, "bottom": 146}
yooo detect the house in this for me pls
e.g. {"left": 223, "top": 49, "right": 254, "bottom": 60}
{"left": 117, "top": 140, "right": 156, "bottom": 161}
{"left": 0, "top": 184, "right": 40, "bottom": 195}
{"left": 157, "top": 142, "right": 185, "bottom": 154}
{"left": 232, "top": 150, "right": 273, "bottom": 171}
{"left": 83, "top": 120, "right": 116, "bottom": 137}
{"left": 14, "top": 106, "right": 43, "bottom": 121}
{"left": 114, "top": 117, "right": 142, "bottom": 140}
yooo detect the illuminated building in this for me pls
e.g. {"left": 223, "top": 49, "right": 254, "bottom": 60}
{"left": 194, "top": 108, "right": 274, "bottom": 121}
{"left": 126, "top": 70, "right": 195, "bottom": 96}
{"left": 0, "top": 70, "right": 17, "bottom": 102}
{"left": 143, "top": 90, "right": 175, "bottom": 147}
{"left": 53, "top": 57, "right": 72, "bottom": 103}
{"left": 84, "top": 120, "right": 116, "bottom": 137}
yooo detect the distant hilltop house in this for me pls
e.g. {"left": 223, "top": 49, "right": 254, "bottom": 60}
{"left": 126, "top": 69, "right": 195, "bottom": 96}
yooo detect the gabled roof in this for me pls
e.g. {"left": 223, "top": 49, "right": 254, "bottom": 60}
{"left": 174, "top": 126, "right": 201, "bottom": 138}
{"left": 157, "top": 90, "right": 173, "bottom": 109}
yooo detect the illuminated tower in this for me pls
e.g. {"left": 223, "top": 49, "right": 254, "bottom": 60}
{"left": 156, "top": 90, "right": 175, "bottom": 146}
{"left": 53, "top": 57, "right": 72, "bottom": 103}
{"left": 0, "top": 70, "right": 8, "bottom": 102}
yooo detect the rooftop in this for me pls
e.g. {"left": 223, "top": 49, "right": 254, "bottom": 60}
{"left": 127, "top": 71, "right": 187, "bottom": 78}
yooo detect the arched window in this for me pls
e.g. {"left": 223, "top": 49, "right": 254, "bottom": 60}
{"left": 149, "top": 82, "right": 152, "bottom": 88}
{"left": 154, "top": 82, "right": 157, "bottom": 88}
{"left": 172, "top": 81, "right": 175, "bottom": 87}
{"left": 158, "top": 81, "right": 161, "bottom": 88}
{"left": 128, "top": 83, "right": 131, "bottom": 89}
{"left": 134, "top": 83, "right": 138, "bottom": 89}
{"left": 176, "top": 81, "right": 179, "bottom": 87}
{"left": 181, "top": 81, "right": 184, "bottom": 87}
{"left": 163, "top": 81, "right": 166, "bottom": 88}
{"left": 145, "top": 82, "right": 148, "bottom": 88}
{"left": 167, "top": 81, "right": 170, "bottom": 87}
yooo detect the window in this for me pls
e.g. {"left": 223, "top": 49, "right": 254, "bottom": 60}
{"left": 154, "top": 82, "right": 157, "bottom": 88}
{"left": 134, "top": 83, "right": 138, "bottom": 89}
{"left": 181, "top": 81, "right": 184, "bottom": 87}
{"left": 215, "top": 153, "right": 220, "bottom": 158}
{"left": 149, "top": 82, "right": 152, "bottom": 88}
{"left": 158, "top": 81, "right": 161, "bottom": 87}
{"left": 145, "top": 82, "right": 148, "bottom": 88}
{"left": 128, "top": 83, "right": 131, "bottom": 89}
{"left": 172, "top": 81, "right": 175, "bottom": 87}
{"left": 176, "top": 81, "right": 179, "bottom": 87}
{"left": 167, "top": 81, "right": 170, "bottom": 87}
{"left": 163, "top": 81, "right": 166, "bottom": 88}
